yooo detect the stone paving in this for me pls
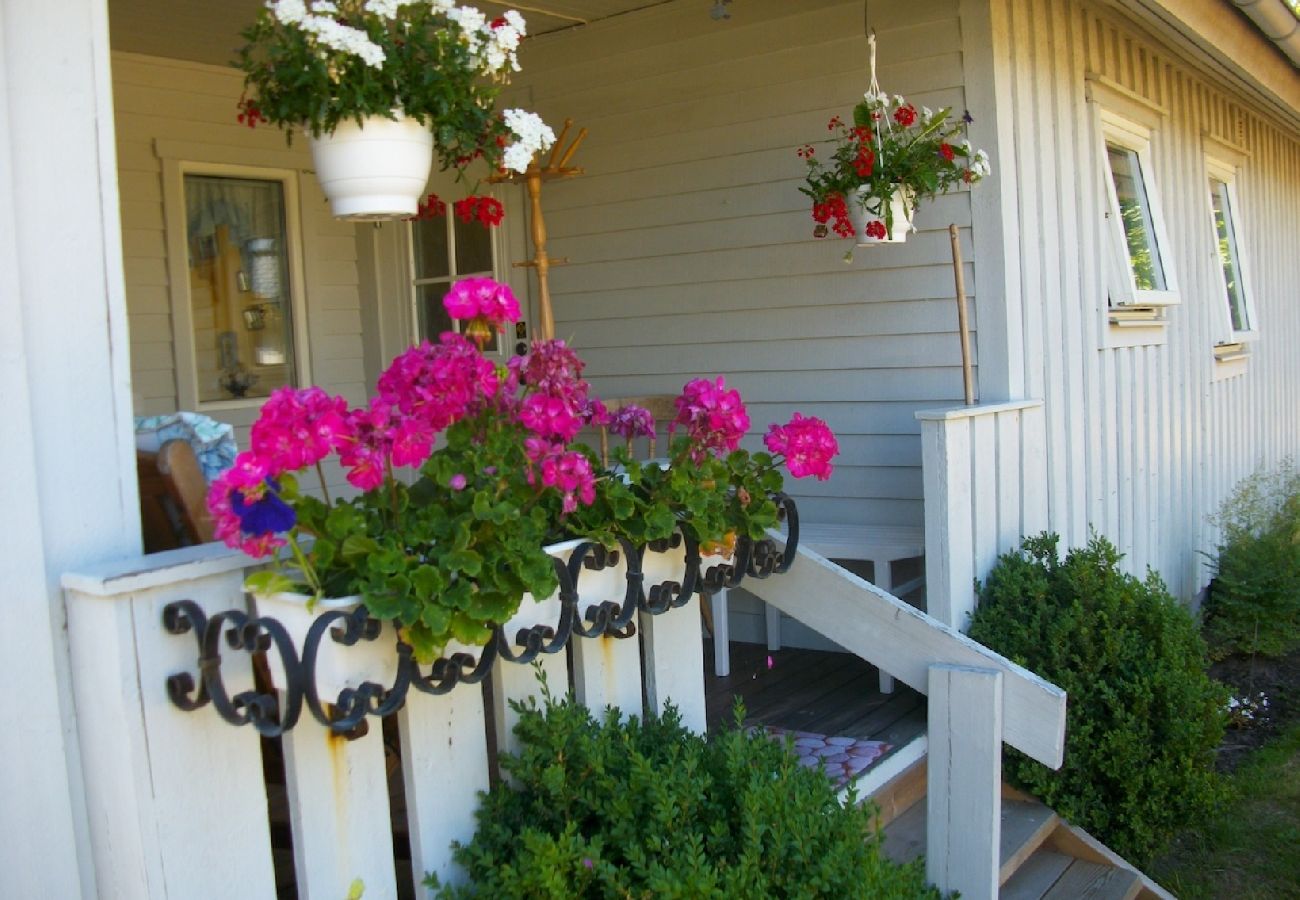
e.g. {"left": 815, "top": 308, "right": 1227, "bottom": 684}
{"left": 761, "top": 727, "right": 891, "bottom": 789}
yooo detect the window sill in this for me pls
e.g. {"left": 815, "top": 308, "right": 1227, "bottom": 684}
{"left": 1213, "top": 343, "right": 1250, "bottom": 381}
{"left": 1104, "top": 308, "right": 1168, "bottom": 348}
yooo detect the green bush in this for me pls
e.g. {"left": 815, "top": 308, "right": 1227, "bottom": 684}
{"left": 430, "top": 686, "right": 941, "bottom": 899}
{"left": 968, "top": 533, "right": 1226, "bottom": 865}
{"left": 1205, "top": 460, "right": 1300, "bottom": 659}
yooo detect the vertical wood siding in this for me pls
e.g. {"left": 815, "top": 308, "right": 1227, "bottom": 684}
{"left": 112, "top": 53, "right": 368, "bottom": 452}
{"left": 514, "top": 0, "right": 973, "bottom": 528}
{"left": 993, "top": 0, "right": 1300, "bottom": 599}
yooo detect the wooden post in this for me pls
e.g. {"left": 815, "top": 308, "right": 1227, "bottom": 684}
{"left": 490, "top": 118, "right": 587, "bottom": 343}
{"left": 927, "top": 664, "right": 1002, "bottom": 900}
{"left": 523, "top": 170, "right": 554, "bottom": 340}
{"left": 949, "top": 224, "right": 975, "bottom": 405}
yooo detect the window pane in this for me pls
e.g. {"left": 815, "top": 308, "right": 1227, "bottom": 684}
{"left": 184, "top": 174, "right": 296, "bottom": 403}
{"left": 1210, "top": 179, "right": 1248, "bottom": 333}
{"left": 454, "top": 215, "right": 494, "bottom": 275}
{"left": 1107, "top": 145, "right": 1167, "bottom": 292}
{"left": 412, "top": 218, "right": 450, "bottom": 279}
{"left": 416, "top": 283, "right": 453, "bottom": 342}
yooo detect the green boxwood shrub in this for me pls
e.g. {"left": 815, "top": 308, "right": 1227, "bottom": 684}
{"left": 430, "top": 686, "right": 941, "bottom": 898}
{"left": 968, "top": 533, "right": 1226, "bottom": 865}
{"left": 1205, "top": 461, "right": 1300, "bottom": 659}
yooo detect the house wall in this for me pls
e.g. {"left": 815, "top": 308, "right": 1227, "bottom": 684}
{"left": 513, "top": 0, "right": 978, "bottom": 529}
{"left": 991, "top": 0, "right": 1300, "bottom": 598}
{"left": 112, "top": 52, "right": 369, "bottom": 459}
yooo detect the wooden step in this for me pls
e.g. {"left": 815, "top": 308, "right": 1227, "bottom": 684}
{"left": 880, "top": 794, "right": 1059, "bottom": 885}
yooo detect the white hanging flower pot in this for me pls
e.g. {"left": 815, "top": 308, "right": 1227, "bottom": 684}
{"left": 308, "top": 113, "right": 434, "bottom": 220}
{"left": 849, "top": 185, "right": 914, "bottom": 246}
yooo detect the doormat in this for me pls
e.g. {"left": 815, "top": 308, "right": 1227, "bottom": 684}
{"left": 760, "top": 727, "right": 891, "bottom": 789}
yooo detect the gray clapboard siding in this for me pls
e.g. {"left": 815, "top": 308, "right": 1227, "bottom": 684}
{"left": 113, "top": 52, "right": 367, "bottom": 495}
{"left": 990, "top": 0, "right": 1300, "bottom": 599}
{"left": 515, "top": 0, "right": 972, "bottom": 528}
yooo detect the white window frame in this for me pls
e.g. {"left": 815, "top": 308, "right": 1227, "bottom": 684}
{"left": 1204, "top": 150, "right": 1257, "bottom": 349}
{"left": 406, "top": 200, "right": 509, "bottom": 357}
{"left": 161, "top": 157, "right": 312, "bottom": 413}
{"left": 1086, "top": 75, "right": 1176, "bottom": 348}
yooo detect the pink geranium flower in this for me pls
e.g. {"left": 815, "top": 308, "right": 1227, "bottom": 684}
{"left": 763, "top": 412, "right": 839, "bottom": 481}
{"left": 610, "top": 405, "right": 655, "bottom": 440}
{"left": 377, "top": 333, "right": 499, "bottom": 434}
{"left": 249, "top": 386, "right": 351, "bottom": 474}
{"left": 442, "top": 276, "right": 521, "bottom": 331}
{"left": 670, "top": 376, "right": 750, "bottom": 462}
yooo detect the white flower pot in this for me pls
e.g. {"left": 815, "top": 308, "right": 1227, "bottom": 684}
{"left": 250, "top": 590, "right": 400, "bottom": 700}
{"left": 308, "top": 114, "right": 434, "bottom": 220}
{"left": 849, "top": 185, "right": 914, "bottom": 245}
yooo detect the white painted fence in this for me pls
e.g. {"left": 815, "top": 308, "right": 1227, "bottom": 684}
{"left": 62, "top": 526, "right": 1066, "bottom": 900}
{"left": 916, "top": 399, "right": 1049, "bottom": 630}
{"left": 747, "top": 538, "right": 1066, "bottom": 900}
{"left": 62, "top": 540, "right": 706, "bottom": 900}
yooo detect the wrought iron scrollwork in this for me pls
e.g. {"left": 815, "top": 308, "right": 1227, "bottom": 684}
{"left": 162, "top": 498, "right": 801, "bottom": 734}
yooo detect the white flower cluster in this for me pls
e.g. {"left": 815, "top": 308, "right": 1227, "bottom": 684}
{"left": 961, "top": 140, "right": 992, "bottom": 179}
{"left": 501, "top": 108, "right": 556, "bottom": 173}
{"left": 272, "top": 0, "right": 387, "bottom": 68}
{"left": 445, "top": 5, "right": 526, "bottom": 76}
{"left": 862, "top": 89, "right": 889, "bottom": 108}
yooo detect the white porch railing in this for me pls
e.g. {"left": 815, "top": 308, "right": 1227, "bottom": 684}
{"left": 916, "top": 399, "right": 1048, "bottom": 630}
{"left": 746, "top": 539, "right": 1067, "bottom": 900}
{"left": 62, "top": 538, "right": 708, "bottom": 899}
{"left": 62, "top": 513, "right": 1065, "bottom": 900}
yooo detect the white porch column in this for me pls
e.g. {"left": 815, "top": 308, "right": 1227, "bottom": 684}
{"left": 0, "top": 0, "right": 137, "bottom": 897}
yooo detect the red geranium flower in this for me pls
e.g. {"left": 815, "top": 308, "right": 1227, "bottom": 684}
{"left": 939, "top": 143, "right": 955, "bottom": 162}
{"left": 893, "top": 105, "right": 917, "bottom": 127}
{"left": 865, "top": 220, "right": 887, "bottom": 239}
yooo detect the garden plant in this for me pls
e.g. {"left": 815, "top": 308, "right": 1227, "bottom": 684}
{"left": 969, "top": 533, "right": 1227, "bottom": 865}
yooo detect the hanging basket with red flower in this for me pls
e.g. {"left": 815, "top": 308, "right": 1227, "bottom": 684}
{"left": 798, "top": 38, "right": 990, "bottom": 246}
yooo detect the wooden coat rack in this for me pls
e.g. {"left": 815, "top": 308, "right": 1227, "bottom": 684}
{"left": 489, "top": 117, "right": 587, "bottom": 341}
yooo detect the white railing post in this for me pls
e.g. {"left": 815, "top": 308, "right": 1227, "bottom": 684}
{"left": 62, "top": 549, "right": 279, "bottom": 900}
{"left": 926, "top": 663, "right": 1003, "bottom": 900}
{"left": 917, "top": 399, "right": 1047, "bottom": 631}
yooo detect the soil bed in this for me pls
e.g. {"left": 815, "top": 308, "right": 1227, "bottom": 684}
{"left": 1209, "top": 645, "right": 1300, "bottom": 772}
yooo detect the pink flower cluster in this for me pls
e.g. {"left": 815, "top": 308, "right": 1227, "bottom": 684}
{"left": 443, "top": 277, "right": 521, "bottom": 332}
{"left": 763, "top": 412, "right": 839, "bottom": 481}
{"left": 249, "top": 386, "right": 349, "bottom": 471}
{"left": 610, "top": 405, "right": 655, "bottom": 440}
{"left": 539, "top": 451, "right": 596, "bottom": 514}
{"left": 670, "top": 376, "right": 750, "bottom": 462}
{"left": 511, "top": 338, "right": 602, "bottom": 514}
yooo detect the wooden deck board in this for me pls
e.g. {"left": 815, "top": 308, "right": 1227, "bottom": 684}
{"left": 703, "top": 644, "right": 924, "bottom": 743}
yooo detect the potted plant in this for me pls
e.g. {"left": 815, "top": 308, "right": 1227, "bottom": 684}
{"left": 208, "top": 277, "right": 839, "bottom": 666}
{"left": 236, "top": 0, "right": 555, "bottom": 219}
{"left": 798, "top": 91, "right": 991, "bottom": 245}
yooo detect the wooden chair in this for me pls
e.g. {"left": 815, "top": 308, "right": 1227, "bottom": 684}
{"left": 137, "top": 439, "right": 215, "bottom": 552}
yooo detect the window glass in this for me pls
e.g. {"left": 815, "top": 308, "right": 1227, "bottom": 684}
{"left": 1210, "top": 178, "right": 1249, "bottom": 333}
{"left": 184, "top": 174, "right": 296, "bottom": 402}
{"left": 454, "top": 216, "right": 495, "bottom": 275}
{"left": 415, "top": 282, "right": 452, "bottom": 340}
{"left": 1107, "top": 144, "right": 1167, "bottom": 292}
{"left": 410, "top": 212, "right": 500, "bottom": 351}
{"left": 412, "top": 215, "right": 450, "bottom": 280}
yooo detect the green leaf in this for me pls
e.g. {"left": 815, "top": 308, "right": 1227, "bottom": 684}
{"left": 449, "top": 612, "right": 493, "bottom": 646}
{"left": 410, "top": 564, "right": 448, "bottom": 600}
{"left": 244, "top": 570, "right": 298, "bottom": 596}
{"left": 419, "top": 602, "right": 451, "bottom": 635}
{"left": 443, "top": 548, "right": 483, "bottom": 576}
{"left": 341, "top": 534, "right": 381, "bottom": 562}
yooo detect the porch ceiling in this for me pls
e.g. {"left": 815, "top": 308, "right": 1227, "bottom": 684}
{"left": 108, "top": 0, "right": 673, "bottom": 67}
